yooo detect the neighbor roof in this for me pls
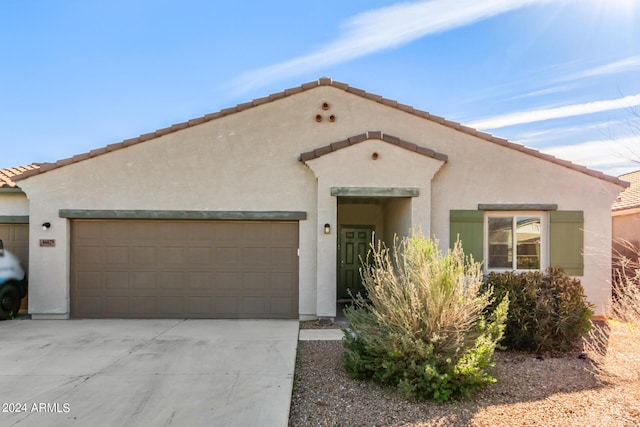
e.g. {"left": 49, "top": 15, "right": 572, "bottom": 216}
{"left": 12, "top": 77, "right": 629, "bottom": 188}
{"left": 612, "top": 170, "right": 640, "bottom": 211}
{"left": 0, "top": 164, "right": 40, "bottom": 188}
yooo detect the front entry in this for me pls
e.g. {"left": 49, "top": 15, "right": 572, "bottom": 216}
{"left": 337, "top": 226, "right": 373, "bottom": 300}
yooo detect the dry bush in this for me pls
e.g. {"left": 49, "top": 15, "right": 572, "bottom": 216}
{"left": 342, "top": 231, "right": 508, "bottom": 401}
{"left": 584, "top": 239, "right": 640, "bottom": 384}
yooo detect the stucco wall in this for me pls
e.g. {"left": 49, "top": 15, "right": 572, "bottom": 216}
{"left": 17, "top": 85, "right": 624, "bottom": 318}
{"left": 0, "top": 192, "right": 29, "bottom": 217}
{"left": 613, "top": 211, "right": 640, "bottom": 246}
{"left": 612, "top": 211, "right": 640, "bottom": 266}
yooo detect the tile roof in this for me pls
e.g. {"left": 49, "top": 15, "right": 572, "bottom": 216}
{"left": 0, "top": 164, "right": 41, "bottom": 188}
{"left": 299, "top": 131, "right": 448, "bottom": 162}
{"left": 612, "top": 170, "right": 640, "bottom": 211}
{"left": 12, "top": 77, "right": 629, "bottom": 188}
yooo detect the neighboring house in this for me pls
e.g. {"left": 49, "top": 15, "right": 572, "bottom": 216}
{"left": 5, "top": 78, "right": 627, "bottom": 320}
{"left": 612, "top": 170, "right": 640, "bottom": 263}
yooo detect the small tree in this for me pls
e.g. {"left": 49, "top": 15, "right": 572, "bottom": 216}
{"left": 342, "top": 231, "right": 508, "bottom": 401}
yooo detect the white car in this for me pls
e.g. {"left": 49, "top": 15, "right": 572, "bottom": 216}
{"left": 0, "top": 240, "right": 27, "bottom": 319}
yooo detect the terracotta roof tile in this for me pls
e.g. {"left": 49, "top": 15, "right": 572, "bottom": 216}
{"left": 0, "top": 164, "right": 41, "bottom": 188}
{"left": 613, "top": 170, "right": 640, "bottom": 211}
{"left": 299, "top": 131, "right": 449, "bottom": 163}
{"left": 11, "top": 77, "right": 628, "bottom": 188}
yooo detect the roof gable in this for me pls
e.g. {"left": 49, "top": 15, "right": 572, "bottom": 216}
{"left": 299, "top": 131, "right": 448, "bottom": 163}
{"left": 12, "top": 77, "right": 628, "bottom": 188}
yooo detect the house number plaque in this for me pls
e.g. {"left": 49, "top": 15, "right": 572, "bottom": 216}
{"left": 39, "top": 239, "right": 56, "bottom": 247}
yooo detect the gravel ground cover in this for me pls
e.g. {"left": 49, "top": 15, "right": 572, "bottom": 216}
{"left": 289, "top": 323, "right": 640, "bottom": 427}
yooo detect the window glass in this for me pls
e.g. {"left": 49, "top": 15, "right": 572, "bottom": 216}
{"left": 516, "top": 217, "right": 540, "bottom": 269}
{"left": 488, "top": 217, "right": 512, "bottom": 269}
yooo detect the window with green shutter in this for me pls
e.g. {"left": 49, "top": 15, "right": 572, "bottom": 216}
{"left": 449, "top": 209, "right": 584, "bottom": 276}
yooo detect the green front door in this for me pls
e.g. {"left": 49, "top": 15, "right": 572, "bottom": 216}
{"left": 337, "top": 226, "right": 373, "bottom": 300}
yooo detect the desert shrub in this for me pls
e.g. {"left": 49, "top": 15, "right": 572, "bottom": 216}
{"left": 483, "top": 267, "right": 593, "bottom": 352}
{"left": 584, "top": 239, "right": 640, "bottom": 383}
{"left": 342, "top": 232, "right": 508, "bottom": 402}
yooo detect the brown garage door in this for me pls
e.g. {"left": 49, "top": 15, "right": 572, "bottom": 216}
{"left": 0, "top": 223, "right": 29, "bottom": 311}
{"left": 71, "top": 220, "right": 299, "bottom": 319}
{"left": 0, "top": 223, "right": 29, "bottom": 271}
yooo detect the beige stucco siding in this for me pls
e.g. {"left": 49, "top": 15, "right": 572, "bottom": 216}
{"left": 0, "top": 192, "right": 29, "bottom": 217}
{"left": 17, "top": 85, "right": 624, "bottom": 318}
{"left": 428, "top": 131, "right": 620, "bottom": 316}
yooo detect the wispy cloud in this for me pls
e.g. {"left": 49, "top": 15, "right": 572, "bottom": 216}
{"left": 542, "top": 136, "right": 640, "bottom": 174}
{"left": 465, "top": 54, "right": 640, "bottom": 106}
{"left": 468, "top": 93, "right": 640, "bottom": 129}
{"left": 568, "top": 54, "right": 640, "bottom": 81}
{"left": 230, "top": 0, "right": 554, "bottom": 94}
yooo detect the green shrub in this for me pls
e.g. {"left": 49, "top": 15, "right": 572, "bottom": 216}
{"left": 342, "top": 232, "right": 508, "bottom": 402}
{"left": 483, "top": 267, "right": 593, "bottom": 352}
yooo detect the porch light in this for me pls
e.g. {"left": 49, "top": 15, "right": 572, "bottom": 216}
{"left": 323, "top": 223, "right": 331, "bottom": 234}
{"left": 42, "top": 222, "right": 51, "bottom": 231}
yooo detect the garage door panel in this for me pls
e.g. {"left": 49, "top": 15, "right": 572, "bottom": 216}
{"left": 216, "top": 272, "right": 241, "bottom": 291}
{"left": 215, "top": 297, "right": 239, "bottom": 316}
{"left": 188, "top": 297, "right": 212, "bottom": 314}
{"left": 216, "top": 247, "right": 239, "bottom": 265}
{"left": 244, "top": 272, "right": 267, "bottom": 290}
{"left": 188, "top": 272, "right": 211, "bottom": 289}
{"left": 71, "top": 220, "right": 298, "bottom": 318}
{"left": 272, "top": 247, "right": 295, "bottom": 266}
{"left": 78, "top": 297, "right": 101, "bottom": 313}
{"left": 187, "top": 247, "right": 210, "bottom": 264}
{"left": 158, "top": 297, "right": 184, "bottom": 314}
{"left": 105, "top": 271, "right": 130, "bottom": 289}
{"left": 272, "top": 272, "right": 295, "bottom": 291}
{"left": 244, "top": 247, "right": 266, "bottom": 266}
{"left": 105, "top": 297, "right": 130, "bottom": 313}
{"left": 271, "top": 297, "right": 296, "bottom": 315}
{"left": 243, "top": 297, "right": 267, "bottom": 316}
{"left": 75, "top": 221, "right": 101, "bottom": 239}
{"left": 106, "top": 247, "right": 129, "bottom": 264}
{"left": 133, "top": 247, "right": 157, "bottom": 264}
{"left": 159, "top": 247, "right": 185, "bottom": 264}
{"left": 133, "top": 271, "right": 157, "bottom": 289}
{"left": 159, "top": 272, "right": 185, "bottom": 289}
{"left": 77, "top": 272, "right": 101, "bottom": 289}
{"left": 133, "top": 297, "right": 158, "bottom": 314}
{"left": 78, "top": 246, "right": 102, "bottom": 264}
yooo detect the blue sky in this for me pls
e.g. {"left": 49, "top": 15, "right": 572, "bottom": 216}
{"left": 1, "top": 0, "right": 639, "bottom": 176}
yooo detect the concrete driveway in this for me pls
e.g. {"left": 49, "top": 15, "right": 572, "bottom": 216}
{"left": 0, "top": 319, "right": 299, "bottom": 427}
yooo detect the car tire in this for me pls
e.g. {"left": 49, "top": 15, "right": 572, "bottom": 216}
{"left": 0, "top": 284, "right": 21, "bottom": 320}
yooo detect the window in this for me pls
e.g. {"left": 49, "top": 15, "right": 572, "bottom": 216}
{"left": 449, "top": 209, "right": 583, "bottom": 276}
{"left": 485, "top": 212, "right": 547, "bottom": 272}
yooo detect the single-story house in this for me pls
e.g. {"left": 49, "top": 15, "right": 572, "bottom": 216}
{"left": 2, "top": 78, "right": 628, "bottom": 320}
{"left": 612, "top": 170, "right": 640, "bottom": 263}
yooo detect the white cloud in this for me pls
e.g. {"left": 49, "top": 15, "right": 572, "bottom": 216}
{"left": 542, "top": 136, "right": 640, "bottom": 172}
{"left": 230, "top": 0, "right": 555, "bottom": 94}
{"left": 569, "top": 54, "right": 640, "bottom": 80}
{"left": 468, "top": 93, "right": 640, "bottom": 129}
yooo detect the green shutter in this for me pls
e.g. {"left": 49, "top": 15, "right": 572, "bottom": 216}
{"left": 450, "top": 210, "right": 484, "bottom": 264}
{"left": 549, "top": 210, "right": 584, "bottom": 276}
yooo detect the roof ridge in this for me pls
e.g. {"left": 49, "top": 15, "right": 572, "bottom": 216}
{"left": 12, "top": 77, "right": 629, "bottom": 188}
